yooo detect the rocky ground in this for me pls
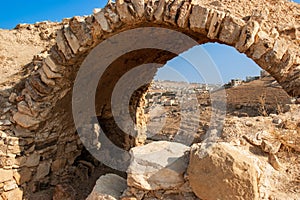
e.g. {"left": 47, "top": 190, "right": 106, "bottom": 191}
{"left": 45, "top": 78, "right": 299, "bottom": 200}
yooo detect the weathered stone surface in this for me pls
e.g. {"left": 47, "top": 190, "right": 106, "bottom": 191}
{"left": 219, "top": 15, "right": 245, "bottom": 44}
{"left": 69, "top": 16, "right": 92, "bottom": 47}
{"left": 56, "top": 29, "right": 73, "bottom": 60}
{"left": 44, "top": 56, "right": 61, "bottom": 73}
{"left": 51, "top": 158, "right": 67, "bottom": 172}
{"left": 29, "top": 76, "right": 52, "bottom": 94}
{"left": 188, "top": 142, "right": 259, "bottom": 200}
{"left": 86, "top": 174, "right": 127, "bottom": 200}
{"left": 251, "top": 30, "right": 274, "bottom": 59}
{"left": 0, "top": 169, "right": 13, "bottom": 182}
{"left": 17, "top": 101, "right": 33, "bottom": 117}
{"left": 116, "top": 0, "right": 135, "bottom": 23}
{"left": 24, "top": 152, "right": 40, "bottom": 167}
{"left": 236, "top": 20, "right": 260, "bottom": 52}
{"left": 2, "top": 188, "right": 23, "bottom": 200}
{"left": 189, "top": 5, "right": 210, "bottom": 34}
{"left": 131, "top": 0, "right": 145, "bottom": 18}
{"left": 177, "top": 1, "right": 192, "bottom": 28}
{"left": 64, "top": 26, "right": 80, "bottom": 54}
{"left": 42, "top": 63, "right": 62, "bottom": 79}
{"left": 164, "top": 0, "right": 184, "bottom": 25}
{"left": 38, "top": 69, "right": 56, "bottom": 86}
{"left": 13, "top": 167, "right": 32, "bottom": 185}
{"left": 36, "top": 161, "right": 51, "bottom": 180}
{"left": 53, "top": 184, "right": 76, "bottom": 200}
{"left": 272, "top": 38, "right": 290, "bottom": 61}
{"left": 94, "top": 9, "right": 112, "bottom": 32}
{"left": 207, "top": 10, "right": 225, "bottom": 39}
{"left": 13, "top": 112, "right": 40, "bottom": 129}
{"left": 127, "top": 141, "right": 190, "bottom": 190}
{"left": 3, "top": 180, "right": 18, "bottom": 191}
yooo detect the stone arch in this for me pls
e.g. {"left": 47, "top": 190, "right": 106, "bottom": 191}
{"left": 0, "top": 0, "right": 300, "bottom": 198}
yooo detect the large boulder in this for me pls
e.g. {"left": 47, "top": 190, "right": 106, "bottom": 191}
{"left": 127, "top": 141, "right": 190, "bottom": 190}
{"left": 188, "top": 142, "right": 260, "bottom": 200}
{"left": 86, "top": 174, "right": 127, "bottom": 200}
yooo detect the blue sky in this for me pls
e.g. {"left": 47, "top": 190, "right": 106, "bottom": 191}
{"left": 1, "top": 0, "right": 299, "bottom": 84}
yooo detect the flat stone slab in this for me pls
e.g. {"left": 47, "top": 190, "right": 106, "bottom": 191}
{"left": 127, "top": 141, "right": 190, "bottom": 190}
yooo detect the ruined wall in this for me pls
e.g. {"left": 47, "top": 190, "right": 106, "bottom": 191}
{"left": 0, "top": 0, "right": 300, "bottom": 199}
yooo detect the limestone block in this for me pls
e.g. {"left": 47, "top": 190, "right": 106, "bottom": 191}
{"left": 13, "top": 167, "right": 32, "bottom": 185}
{"left": 69, "top": 16, "right": 93, "bottom": 47}
{"left": 177, "top": 1, "right": 192, "bottom": 28}
{"left": 13, "top": 112, "right": 40, "bottom": 129}
{"left": 116, "top": 0, "right": 135, "bottom": 23}
{"left": 24, "top": 152, "right": 40, "bottom": 167}
{"left": 127, "top": 141, "right": 190, "bottom": 190}
{"left": 94, "top": 9, "right": 112, "bottom": 32}
{"left": 86, "top": 174, "right": 127, "bottom": 200}
{"left": 251, "top": 30, "right": 274, "bottom": 59}
{"left": 164, "top": 0, "right": 184, "bottom": 25}
{"left": 105, "top": 6, "right": 121, "bottom": 29}
{"left": 2, "top": 188, "right": 23, "bottom": 200}
{"left": 36, "top": 161, "right": 51, "bottom": 180}
{"left": 0, "top": 169, "right": 13, "bottom": 183}
{"left": 236, "top": 20, "right": 260, "bottom": 52}
{"left": 29, "top": 76, "right": 52, "bottom": 94}
{"left": 207, "top": 10, "right": 226, "bottom": 39}
{"left": 44, "top": 56, "right": 61, "bottom": 73}
{"left": 273, "top": 38, "right": 290, "bottom": 61}
{"left": 188, "top": 142, "right": 260, "bottom": 200}
{"left": 0, "top": 120, "right": 11, "bottom": 126}
{"left": 219, "top": 15, "right": 245, "bottom": 44}
{"left": 3, "top": 180, "right": 17, "bottom": 192}
{"left": 64, "top": 26, "right": 80, "bottom": 54}
{"left": 189, "top": 5, "right": 210, "bottom": 34}
{"left": 56, "top": 29, "right": 73, "bottom": 60}
{"left": 38, "top": 69, "right": 56, "bottom": 86}
{"left": 42, "top": 64, "right": 62, "bottom": 79}
{"left": 17, "top": 101, "right": 33, "bottom": 117}
{"left": 131, "top": 0, "right": 145, "bottom": 18}
{"left": 153, "top": 0, "right": 166, "bottom": 21}
{"left": 145, "top": 0, "right": 160, "bottom": 21}
{"left": 51, "top": 158, "right": 67, "bottom": 172}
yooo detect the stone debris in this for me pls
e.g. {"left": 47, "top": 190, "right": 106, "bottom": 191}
{"left": 86, "top": 174, "right": 127, "bottom": 200}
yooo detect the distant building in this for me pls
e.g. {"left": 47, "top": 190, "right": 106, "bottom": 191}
{"left": 231, "top": 79, "right": 242, "bottom": 87}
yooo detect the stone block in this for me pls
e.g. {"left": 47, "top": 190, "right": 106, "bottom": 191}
{"left": 207, "top": 10, "right": 226, "bottom": 39}
{"left": 236, "top": 20, "right": 260, "bottom": 52}
{"left": 219, "top": 15, "right": 245, "bottom": 44}
{"left": 0, "top": 169, "right": 13, "bottom": 183}
{"left": 86, "top": 174, "right": 127, "bottom": 200}
{"left": 13, "top": 167, "right": 32, "bottom": 185}
{"left": 189, "top": 5, "right": 210, "bottom": 34}
{"left": 177, "top": 1, "right": 192, "bottom": 28}
{"left": 127, "top": 141, "right": 190, "bottom": 190}
{"left": 13, "top": 112, "right": 40, "bottom": 129}
{"left": 36, "top": 161, "right": 51, "bottom": 180}
{"left": 64, "top": 27, "right": 80, "bottom": 54}
{"left": 94, "top": 9, "right": 112, "bottom": 32}
{"left": 188, "top": 142, "right": 259, "bottom": 200}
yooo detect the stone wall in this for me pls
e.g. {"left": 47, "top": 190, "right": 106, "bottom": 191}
{"left": 0, "top": 0, "right": 300, "bottom": 199}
